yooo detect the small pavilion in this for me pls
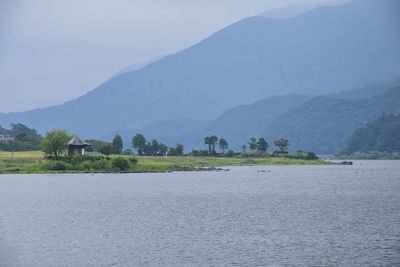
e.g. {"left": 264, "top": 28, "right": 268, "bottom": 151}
{"left": 68, "top": 136, "right": 89, "bottom": 156}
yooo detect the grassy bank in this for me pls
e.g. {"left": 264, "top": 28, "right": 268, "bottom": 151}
{"left": 0, "top": 151, "right": 330, "bottom": 174}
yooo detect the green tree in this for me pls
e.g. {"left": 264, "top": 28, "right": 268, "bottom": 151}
{"left": 204, "top": 135, "right": 218, "bottom": 155}
{"left": 248, "top": 137, "right": 257, "bottom": 152}
{"left": 256, "top": 138, "right": 268, "bottom": 153}
{"left": 0, "top": 123, "right": 43, "bottom": 152}
{"left": 339, "top": 113, "right": 400, "bottom": 155}
{"left": 10, "top": 123, "right": 38, "bottom": 137}
{"left": 99, "top": 145, "right": 113, "bottom": 158}
{"left": 132, "top": 133, "right": 146, "bottom": 155}
{"left": 168, "top": 147, "right": 177, "bottom": 156}
{"left": 85, "top": 139, "right": 111, "bottom": 152}
{"left": 112, "top": 135, "right": 123, "bottom": 154}
{"left": 42, "top": 130, "right": 71, "bottom": 159}
{"left": 151, "top": 139, "right": 159, "bottom": 156}
{"left": 175, "top": 143, "right": 184, "bottom": 156}
{"left": 218, "top": 138, "right": 229, "bottom": 154}
{"left": 274, "top": 138, "right": 289, "bottom": 153}
{"left": 111, "top": 157, "right": 130, "bottom": 171}
{"left": 241, "top": 145, "right": 247, "bottom": 153}
{"left": 143, "top": 142, "right": 152, "bottom": 156}
{"left": 158, "top": 143, "right": 168, "bottom": 156}
{"left": 122, "top": 148, "right": 133, "bottom": 155}
{"left": 226, "top": 150, "right": 235, "bottom": 157}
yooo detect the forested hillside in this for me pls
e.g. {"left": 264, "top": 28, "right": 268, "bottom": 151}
{"left": 1, "top": 0, "right": 399, "bottom": 138}
{"left": 339, "top": 113, "right": 400, "bottom": 156}
{"left": 104, "top": 86, "right": 400, "bottom": 154}
{"left": 264, "top": 87, "right": 400, "bottom": 154}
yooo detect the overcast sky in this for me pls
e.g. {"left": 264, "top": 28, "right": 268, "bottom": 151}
{"left": 0, "top": 0, "right": 346, "bottom": 112}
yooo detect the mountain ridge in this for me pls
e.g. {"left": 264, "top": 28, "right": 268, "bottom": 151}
{"left": 264, "top": 86, "right": 400, "bottom": 154}
{"left": 103, "top": 81, "right": 400, "bottom": 154}
{"left": 1, "top": 0, "right": 399, "bottom": 138}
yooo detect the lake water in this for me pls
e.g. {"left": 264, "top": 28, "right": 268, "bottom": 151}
{"left": 0, "top": 161, "right": 399, "bottom": 266}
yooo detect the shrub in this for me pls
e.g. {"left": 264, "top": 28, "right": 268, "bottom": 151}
{"left": 190, "top": 150, "right": 209, "bottom": 156}
{"left": 128, "top": 157, "right": 138, "bottom": 164}
{"left": 272, "top": 151, "right": 289, "bottom": 156}
{"left": 226, "top": 150, "right": 235, "bottom": 157}
{"left": 43, "top": 161, "right": 69, "bottom": 171}
{"left": 99, "top": 145, "right": 112, "bottom": 157}
{"left": 123, "top": 149, "right": 133, "bottom": 155}
{"left": 301, "top": 152, "right": 318, "bottom": 160}
{"left": 111, "top": 157, "right": 130, "bottom": 171}
{"left": 293, "top": 150, "right": 318, "bottom": 160}
{"left": 70, "top": 156, "right": 85, "bottom": 165}
{"left": 238, "top": 152, "right": 267, "bottom": 158}
{"left": 91, "top": 159, "right": 110, "bottom": 171}
{"left": 80, "top": 161, "right": 92, "bottom": 171}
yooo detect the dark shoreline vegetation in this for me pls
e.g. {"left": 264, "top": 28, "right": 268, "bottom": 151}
{"left": 0, "top": 125, "right": 333, "bottom": 174}
{"left": 336, "top": 113, "right": 400, "bottom": 159}
{"left": 1, "top": 112, "right": 399, "bottom": 174}
{"left": 336, "top": 152, "right": 400, "bottom": 160}
{"left": 0, "top": 152, "right": 330, "bottom": 174}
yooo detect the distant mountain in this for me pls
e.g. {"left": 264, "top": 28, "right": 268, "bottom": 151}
{"left": 105, "top": 95, "right": 311, "bottom": 150}
{"left": 339, "top": 113, "right": 400, "bottom": 155}
{"left": 259, "top": 0, "right": 349, "bottom": 19}
{"left": 103, "top": 84, "right": 400, "bottom": 154}
{"left": 329, "top": 77, "right": 400, "bottom": 100}
{"left": 109, "top": 84, "right": 400, "bottom": 153}
{"left": 109, "top": 55, "right": 166, "bottom": 79}
{"left": 203, "top": 95, "right": 311, "bottom": 149}
{"left": 104, "top": 119, "right": 208, "bottom": 150}
{"left": 264, "top": 87, "right": 400, "bottom": 154}
{"left": 1, "top": 0, "right": 399, "bottom": 138}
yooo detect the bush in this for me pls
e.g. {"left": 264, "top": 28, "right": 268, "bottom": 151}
{"left": 128, "top": 157, "right": 138, "bottom": 164}
{"left": 70, "top": 156, "right": 85, "bottom": 165}
{"left": 45, "top": 155, "right": 106, "bottom": 163}
{"left": 43, "top": 161, "right": 70, "bottom": 171}
{"left": 90, "top": 159, "right": 111, "bottom": 171}
{"left": 301, "top": 152, "right": 318, "bottom": 160}
{"left": 238, "top": 152, "right": 267, "bottom": 158}
{"left": 190, "top": 150, "right": 210, "bottom": 157}
{"left": 99, "top": 145, "right": 112, "bottom": 157}
{"left": 123, "top": 149, "right": 133, "bottom": 155}
{"left": 226, "top": 150, "right": 235, "bottom": 157}
{"left": 272, "top": 151, "right": 289, "bottom": 156}
{"left": 293, "top": 150, "right": 318, "bottom": 160}
{"left": 111, "top": 157, "right": 130, "bottom": 171}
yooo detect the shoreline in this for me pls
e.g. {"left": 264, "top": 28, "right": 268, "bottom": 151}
{"left": 0, "top": 151, "right": 332, "bottom": 174}
{"left": 0, "top": 163, "right": 329, "bottom": 175}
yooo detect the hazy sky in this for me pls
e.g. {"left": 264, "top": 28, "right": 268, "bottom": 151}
{"left": 0, "top": 0, "right": 345, "bottom": 112}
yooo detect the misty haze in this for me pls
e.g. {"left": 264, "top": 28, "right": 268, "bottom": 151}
{"left": 0, "top": 0, "right": 399, "bottom": 266}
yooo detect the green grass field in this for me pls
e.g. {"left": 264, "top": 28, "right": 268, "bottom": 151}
{"left": 0, "top": 151, "right": 330, "bottom": 174}
{"left": 0, "top": 151, "right": 43, "bottom": 160}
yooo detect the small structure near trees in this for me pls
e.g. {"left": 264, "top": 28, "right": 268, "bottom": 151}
{"left": 0, "top": 128, "right": 14, "bottom": 141}
{"left": 68, "top": 136, "right": 89, "bottom": 157}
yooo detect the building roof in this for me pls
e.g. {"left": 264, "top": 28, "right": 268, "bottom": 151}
{"left": 68, "top": 136, "right": 89, "bottom": 146}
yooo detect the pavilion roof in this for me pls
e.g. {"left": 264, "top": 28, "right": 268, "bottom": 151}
{"left": 68, "top": 136, "right": 89, "bottom": 146}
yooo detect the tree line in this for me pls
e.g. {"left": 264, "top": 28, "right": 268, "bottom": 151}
{"left": 83, "top": 133, "right": 291, "bottom": 157}
{"left": 131, "top": 134, "right": 184, "bottom": 156}
{"left": 0, "top": 123, "right": 43, "bottom": 151}
{"left": 114, "top": 134, "right": 289, "bottom": 157}
{"left": 191, "top": 135, "right": 290, "bottom": 156}
{"left": 0, "top": 123, "right": 304, "bottom": 159}
{"left": 85, "top": 134, "right": 184, "bottom": 157}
